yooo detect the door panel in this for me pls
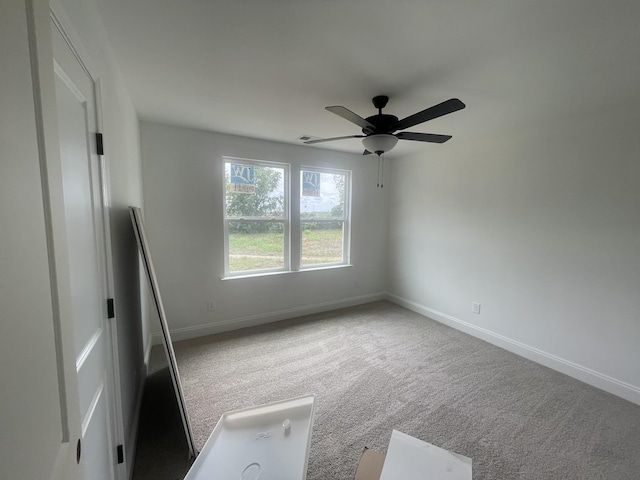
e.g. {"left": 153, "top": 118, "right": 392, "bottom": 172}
{"left": 82, "top": 377, "right": 112, "bottom": 480}
{"left": 77, "top": 331, "right": 107, "bottom": 418}
{"left": 52, "top": 19, "right": 116, "bottom": 480}
{"left": 54, "top": 66, "right": 104, "bottom": 357}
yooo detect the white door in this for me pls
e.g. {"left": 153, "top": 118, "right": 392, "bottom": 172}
{"left": 52, "top": 19, "right": 118, "bottom": 480}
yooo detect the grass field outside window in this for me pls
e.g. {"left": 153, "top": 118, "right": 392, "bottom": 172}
{"left": 229, "top": 228, "right": 342, "bottom": 271}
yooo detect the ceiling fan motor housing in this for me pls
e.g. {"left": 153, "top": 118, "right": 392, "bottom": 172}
{"left": 363, "top": 114, "right": 399, "bottom": 134}
{"left": 364, "top": 96, "right": 397, "bottom": 134}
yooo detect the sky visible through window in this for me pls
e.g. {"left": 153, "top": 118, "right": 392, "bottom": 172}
{"left": 301, "top": 172, "right": 340, "bottom": 214}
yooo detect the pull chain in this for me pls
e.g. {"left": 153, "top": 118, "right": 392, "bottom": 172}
{"left": 376, "top": 153, "right": 385, "bottom": 188}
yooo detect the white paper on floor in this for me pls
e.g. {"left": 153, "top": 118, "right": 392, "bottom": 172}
{"left": 380, "top": 430, "right": 472, "bottom": 480}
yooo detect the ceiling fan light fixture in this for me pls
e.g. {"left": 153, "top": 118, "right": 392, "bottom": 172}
{"left": 362, "top": 134, "right": 398, "bottom": 155}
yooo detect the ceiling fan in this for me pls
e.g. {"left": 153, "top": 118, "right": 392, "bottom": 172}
{"left": 304, "top": 95, "right": 465, "bottom": 156}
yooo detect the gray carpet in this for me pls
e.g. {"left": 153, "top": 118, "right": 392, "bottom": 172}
{"left": 133, "top": 301, "right": 640, "bottom": 479}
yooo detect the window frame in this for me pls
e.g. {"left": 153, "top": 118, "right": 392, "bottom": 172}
{"left": 222, "top": 157, "right": 352, "bottom": 279}
{"left": 299, "top": 166, "right": 351, "bottom": 269}
{"left": 223, "top": 157, "right": 290, "bottom": 277}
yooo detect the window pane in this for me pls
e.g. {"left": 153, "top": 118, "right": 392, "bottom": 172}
{"left": 228, "top": 221, "right": 284, "bottom": 272}
{"left": 301, "top": 221, "right": 343, "bottom": 266}
{"left": 300, "top": 171, "right": 346, "bottom": 219}
{"left": 225, "top": 163, "right": 285, "bottom": 218}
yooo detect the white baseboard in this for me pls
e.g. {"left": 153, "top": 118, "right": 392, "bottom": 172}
{"left": 386, "top": 293, "right": 640, "bottom": 406}
{"left": 151, "top": 292, "right": 387, "bottom": 345}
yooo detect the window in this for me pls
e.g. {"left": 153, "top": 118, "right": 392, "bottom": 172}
{"left": 223, "top": 158, "right": 350, "bottom": 277}
{"left": 224, "top": 159, "right": 289, "bottom": 275}
{"left": 300, "top": 168, "right": 350, "bottom": 268}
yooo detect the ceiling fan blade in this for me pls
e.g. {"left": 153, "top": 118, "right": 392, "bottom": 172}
{"left": 393, "top": 98, "right": 465, "bottom": 131}
{"left": 304, "top": 134, "right": 365, "bottom": 145}
{"left": 363, "top": 149, "right": 372, "bottom": 155}
{"left": 396, "top": 132, "right": 452, "bottom": 143}
{"left": 326, "top": 106, "right": 376, "bottom": 132}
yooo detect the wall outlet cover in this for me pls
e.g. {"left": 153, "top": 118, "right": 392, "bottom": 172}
{"left": 472, "top": 302, "right": 481, "bottom": 314}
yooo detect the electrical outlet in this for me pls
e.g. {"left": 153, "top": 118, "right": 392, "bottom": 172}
{"left": 472, "top": 302, "right": 481, "bottom": 314}
{"left": 207, "top": 301, "right": 216, "bottom": 312}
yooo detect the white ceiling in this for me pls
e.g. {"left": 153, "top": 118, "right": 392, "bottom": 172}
{"left": 95, "top": 0, "right": 640, "bottom": 158}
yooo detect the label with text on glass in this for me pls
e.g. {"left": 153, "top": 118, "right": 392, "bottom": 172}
{"left": 302, "top": 171, "right": 320, "bottom": 197}
{"left": 230, "top": 164, "right": 255, "bottom": 194}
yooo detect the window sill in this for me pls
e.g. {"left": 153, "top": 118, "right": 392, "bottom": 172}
{"left": 222, "top": 263, "right": 353, "bottom": 281}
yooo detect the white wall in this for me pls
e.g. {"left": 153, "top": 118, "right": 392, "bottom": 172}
{"left": 55, "top": 0, "right": 147, "bottom": 473}
{"left": 387, "top": 101, "right": 640, "bottom": 405}
{"left": 140, "top": 121, "right": 388, "bottom": 341}
{"left": 0, "top": 1, "right": 68, "bottom": 477}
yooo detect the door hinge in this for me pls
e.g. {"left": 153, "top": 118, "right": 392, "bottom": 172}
{"left": 107, "top": 298, "right": 115, "bottom": 319}
{"left": 116, "top": 444, "right": 124, "bottom": 464}
{"left": 96, "top": 132, "right": 104, "bottom": 155}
